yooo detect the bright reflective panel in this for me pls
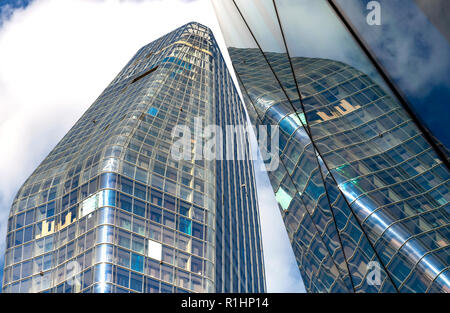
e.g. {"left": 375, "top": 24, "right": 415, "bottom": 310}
{"left": 212, "top": 0, "right": 449, "bottom": 293}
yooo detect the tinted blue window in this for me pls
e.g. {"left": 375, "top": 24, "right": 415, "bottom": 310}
{"left": 46, "top": 202, "right": 55, "bottom": 218}
{"left": 133, "top": 199, "right": 146, "bottom": 217}
{"left": 120, "top": 177, "right": 133, "bottom": 195}
{"left": 116, "top": 268, "right": 129, "bottom": 288}
{"left": 305, "top": 179, "right": 323, "bottom": 201}
{"left": 150, "top": 189, "right": 162, "bottom": 206}
{"left": 131, "top": 253, "right": 144, "bottom": 273}
{"left": 134, "top": 182, "right": 147, "bottom": 200}
{"left": 15, "top": 213, "right": 25, "bottom": 229}
{"left": 147, "top": 107, "right": 158, "bottom": 116}
{"left": 149, "top": 205, "right": 162, "bottom": 223}
{"left": 119, "top": 194, "right": 132, "bottom": 212}
{"left": 130, "top": 272, "right": 143, "bottom": 292}
{"left": 192, "top": 222, "right": 203, "bottom": 240}
{"left": 145, "top": 277, "right": 160, "bottom": 293}
{"left": 24, "top": 226, "right": 33, "bottom": 243}
{"left": 48, "top": 187, "right": 57, "bottom": 200}
{"left": 14, "top": 229, "right": 23, "bottom": 245}
{"left": 179, "top": 217, "right": 192, "bottom": 235}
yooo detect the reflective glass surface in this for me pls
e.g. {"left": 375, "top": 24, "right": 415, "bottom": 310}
{"left": 333, "top": 0, "right": 450, "bottom": 154}
{"left": 2, "top": 22, "right": 265, "bottom": 293}
{"left": 213, "top": 0, "right": 449, "bottom": 293}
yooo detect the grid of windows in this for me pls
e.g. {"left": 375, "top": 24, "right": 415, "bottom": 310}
{"left": 230, "top": 49, "right": 449, "bottom": 293}
{"left": 213, "top": 0, "right": 449, "bottom": 293}
{"left": 2, "top": 22, "right": 265, "bottom": 293}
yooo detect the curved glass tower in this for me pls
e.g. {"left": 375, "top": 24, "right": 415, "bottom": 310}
{"left": 2, "top": 22, "right": 265, "bottom": 293}
{"left": 213, "top": 0, "right": 449, "bottom": 293}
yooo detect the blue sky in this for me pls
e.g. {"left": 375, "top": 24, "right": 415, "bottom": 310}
{"left": 335, "top": 0, "right": 450, "bottom": 149}
{"left": 0, "top": 0, "right": 31, "bottom": 24}
{"left": 0, "top": 0, "right": 34, "bottom": 288}
{"left": 2, "top": 0, "right": 447, "bottom": 294}
{"left": 0, "top": 0, "right": 304, "bottom": 292}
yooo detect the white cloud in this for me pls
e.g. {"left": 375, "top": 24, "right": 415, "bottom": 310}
{"left": 248, "top": 121, "right": 305, "bottom": 293}
{"left": 253, "top": 157, "right": 306, "bottom": 292}
{"left": 335, "top": 0, "right": 450, "bottom": 97}
{"left": 0, "top": 0, "right": 304, "bottom": 292}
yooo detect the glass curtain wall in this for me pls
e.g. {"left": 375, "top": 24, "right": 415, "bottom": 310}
{"left": 212, "top": 0, "right": 449, "bottom": 293}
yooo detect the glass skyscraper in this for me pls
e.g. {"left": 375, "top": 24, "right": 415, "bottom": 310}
{"left": 331, "top": 0, "right": 450, "bottom": 159}
{"left": 2, "top": 22, "right": 265, "bottom": 293}
{"left": 213, "top": 0, "right": 449, "bottom": 293}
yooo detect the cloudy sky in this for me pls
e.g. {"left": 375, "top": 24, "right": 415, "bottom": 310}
{"left": 0, "top": 0, "right": 304, "bottom": 292}
{"left": 335, "top": 0, "right": 450, "bottom": 150}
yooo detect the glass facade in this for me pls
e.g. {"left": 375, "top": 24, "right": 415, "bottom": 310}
{"left": 331, "top": 0, "right": 450, "bottom": 159}
{"left": 1, "top": 22, "right": 265, "bottom": 293}
{"left": 213, "top": 0, "right": 449, "bottom": 293}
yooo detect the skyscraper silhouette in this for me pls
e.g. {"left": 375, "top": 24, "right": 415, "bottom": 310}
{"left": 2, "top": 22, "right": 265, "bottom": 293}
